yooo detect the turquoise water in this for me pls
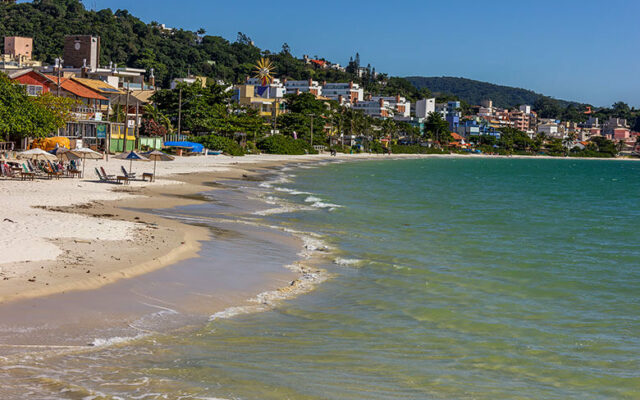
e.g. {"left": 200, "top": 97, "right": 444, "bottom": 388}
{"left": 5, "top": 157, "right": 640, "bottom": 399}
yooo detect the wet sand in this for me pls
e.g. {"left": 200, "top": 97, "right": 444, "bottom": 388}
{"left": 0, "top": 159, "right": 332, "bottom": 359}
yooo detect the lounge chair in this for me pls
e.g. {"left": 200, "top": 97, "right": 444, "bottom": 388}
{"left": 95, "top": 167, "right": 119, "bottom": 183}
{"left": 121, "top": 166, "right": 136, "bottom": 179}
{"left": 100, "top": 167, "right": 116, "bottom": 181}
{"left": 20, "top": 163, "right": 36, "bottom": 181}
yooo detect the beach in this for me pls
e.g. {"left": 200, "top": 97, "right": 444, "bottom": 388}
{"left": 0, "top": 153, "right": 333, "bottom": 305}
{"left": 0, "top": 152, "right": 636, "bottom": 306}
{"left": 0, "top": 155, "right": 638, "bottom": 399}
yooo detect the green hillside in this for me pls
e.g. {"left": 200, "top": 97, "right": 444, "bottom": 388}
{"left": 405, "top": 76, "right": 579, "bottom": 109}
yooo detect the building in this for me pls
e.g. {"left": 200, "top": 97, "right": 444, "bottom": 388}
{"left": 602, "top": 117, "right": 630, "bottom": 140}
{"left": 415, "top": 98, "right": 436, "bottom": 118}
{"left": 1, "top": 36, "right": 42, "bottom": 71}
{"left": 352, "top": 98, "right": 393, "bottom": 118}
{"left": 171, "top": 75, "right": 207, "bottom": 90}
{"left": 233, "top": 84, "right": 284, "bottom": 118}
{"left": 538, "top": 122, "right": 559, "bottom": 137}
{"left": 322, "top": 82, "right": 363, "bottom": 105}
{"left": 63, "top": 35, "right": 100, "bottom": 70}
{"left": 370, "top": 95, "right": 410, "bottom": 118}
{"left": 4, "top": 36, "right": 32, "bottom": 59}
{"left": 284, "top": 79, "right": 322, "bottom": 96}
{"left": 246, "top": 77, "right": 286, "bottom": 98}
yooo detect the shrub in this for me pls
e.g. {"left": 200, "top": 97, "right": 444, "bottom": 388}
{"left": 257, "top": 135, "right": 317, "bottom": 155}
{"left": 192, "top": 135, "right": 245, "bottom": 156}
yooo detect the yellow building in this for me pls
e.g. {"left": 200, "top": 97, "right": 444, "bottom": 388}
{"left": 234, "top": 84, "right": 285, "bottom": 118}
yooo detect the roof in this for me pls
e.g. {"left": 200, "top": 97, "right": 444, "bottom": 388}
{"left": 42, "top": 75, "right": 107, "bottom": 100}
{"left": 310, "top": 59, "right": 327, "bottom": 66}
{"left": 72, "top": 77, "right": 124, "bottom": 95}
{"left": 130, "top": 90, "right": 155, "bottom": 103}
{"left": 451, "top": 132, "right": 464, "bottom": 141}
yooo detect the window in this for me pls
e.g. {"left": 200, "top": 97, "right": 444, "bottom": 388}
{"left": 26, "top": 85, "right": 43, "bottom": 96}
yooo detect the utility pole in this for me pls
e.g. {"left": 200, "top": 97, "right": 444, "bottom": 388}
{"left": 308, "top": 114, "right": 315, "bottom": 147}
{"left": 272, "top": 98, "right": 278, "bottom": 134}
{"left": 55, "top": 57, "right": 63, "bottom": 97}
{"left": 106, "top": 99, "right": 111, "bottom": 161}
{"left": 177, "top": 87, "right": 183, "bottom": 138}
{"left": 123, "top": 83, "right": 130, "bottom": 153}
{"left": 134, "top": 100, "right": 139, "bottom": 151}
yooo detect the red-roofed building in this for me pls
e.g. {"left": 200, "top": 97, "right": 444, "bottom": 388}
{"left": 8, "top": 69, "right": 51, "bottom": 96}
{"left": 309, "top": 59, "right": 328, "bottom": 69}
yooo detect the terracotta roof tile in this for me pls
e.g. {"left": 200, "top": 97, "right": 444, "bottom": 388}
{"left": 43, "top": 74, "right": 107, "bottom": 100}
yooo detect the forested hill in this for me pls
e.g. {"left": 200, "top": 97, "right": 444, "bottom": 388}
{"left": 0, "top": 0, "right": 372, "bottom": 89}
{"left": 405, "top": 76, "right": 579, "bottom": 109}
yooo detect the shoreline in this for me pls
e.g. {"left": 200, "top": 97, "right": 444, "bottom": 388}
{"left": 0, "top": 152, "right": 635, "bottom": 306}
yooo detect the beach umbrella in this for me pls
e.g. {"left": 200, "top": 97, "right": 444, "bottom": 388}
{"left": 143, "top": 150, "right": 174, "bottom": 181}
{"left": 115, "top": 150, "right": 150, "bottom": 174}
{"left": 17, "top": 148, "right": 58, "bottom": 161}
{"left": 70, "top": 147, "right": 103, "bottom": 178}
{"left": 49, "top": 146, "right": 79, "bottom": 162}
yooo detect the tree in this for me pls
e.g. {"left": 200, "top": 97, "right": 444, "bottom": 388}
{"left": 0, "top": 74, "right": 64, "bottom": 140}
{"left": 424, "top": 112, "right": 451, "bottom": 145}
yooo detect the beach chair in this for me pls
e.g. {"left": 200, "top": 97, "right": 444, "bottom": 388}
{"left": 45, "top": 164, "right": 62, "bottom": 179}
{"left": 100, "top": 167, "right": 116, "bottom": 181}
{"left": 20, "top": 163, "right": 36, "bottom": 181}
{"left": 121, "top": 166, "right": 136, "bottom": 179}
{"left": 95, "top": 167, "right": 117, "bottom": 183}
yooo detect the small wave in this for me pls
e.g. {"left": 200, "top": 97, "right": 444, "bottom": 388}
{"left": 209, "top": 306, "right": 253, "bottom": 321}
{"left": 310, "top": 201, "right": 343, "bottom": 211}
{"left": 304, "top": 196, "right": 323, "bottom": 203}
{"left": 273, "top": 187, "right": 311, "bottom": 195}
{"left": 90, "top": 334, "right": 143, "bottom": 347}
{"left": 254, "top": 206, "right": 299, "bottom": 216}
{"left": 209, "top": 263, "right": 328, "bottom": 323}
{"left": 333, "top": 258, "right": 363, "bottom": 267}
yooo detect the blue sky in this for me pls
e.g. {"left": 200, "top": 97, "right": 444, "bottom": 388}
{"left": 69, "top": 1, "right": 640, "bottom": 106}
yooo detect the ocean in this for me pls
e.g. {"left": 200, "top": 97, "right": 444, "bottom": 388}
{"left": 2, "top": 157, "right": 639, "bottom": 399}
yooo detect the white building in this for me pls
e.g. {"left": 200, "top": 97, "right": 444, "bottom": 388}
{"left": 353, "top": 98, "right": 393, "bottom": 118}
{"left": 537, "top": 123, "right": 559, "bottom": 137}
{"left": 415, "top": 98, "right": 436, "bottom": 118}
{"left": 284, "top": 79, "right": 322, "bottom": 96}
{"left": 519, "top": 104, "right": 532, "bottom": 114}
{"left": 371, "top": 96, "right": 410, "bottom": 118}
{"left": 322, "top": 82, "right": 364, "bottom": 105}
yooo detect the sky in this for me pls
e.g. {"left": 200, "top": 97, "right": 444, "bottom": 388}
{"left": 67, "top": 0, "right": 640, "bottom": 106}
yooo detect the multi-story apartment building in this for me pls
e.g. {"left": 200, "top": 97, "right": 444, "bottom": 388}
{"left": 284, "top": 79, "right": 322, "bottom": 96}
{"left": 352, "top": 98, "right": 392, "bottom": 118}
{"left": 370, "top": 95, "right": 411, "bottom": 118}
{"left": 322, "top": 82, "right": 363, "bottom": 105}
{"left": 602, "top": 117, "right": 630, "bottom": 140}
{"left": 415, "top": 98, "right": 436, "bottom": 118}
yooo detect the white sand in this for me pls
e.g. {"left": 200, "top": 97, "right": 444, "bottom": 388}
{"left": 0, "top": 153, "right": 377, "bottom": 267}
